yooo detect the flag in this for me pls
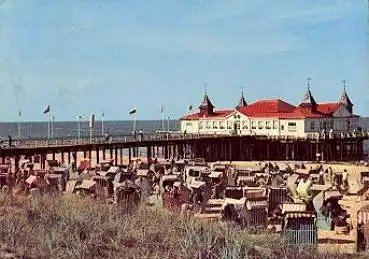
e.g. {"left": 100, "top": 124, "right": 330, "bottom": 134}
{"left": 43, "top": 105, "right": 50, "bottom": 114}
{"left": 160, "top": 106, "right": 164, "bottom": 114}
{"left": 129, "top": 107, "right": 137, "bottom": 115}
{"left": 188, "top": 105, "right": 193, "bottom": 112}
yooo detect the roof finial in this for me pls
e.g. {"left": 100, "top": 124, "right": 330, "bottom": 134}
{"left": 204, "top": 83, "right": 208, "bottom": 95}
{"left": 241, "top": 86, "right": 244, "bottom": 97}
{"left": 307, "top": 77, "right": 311, "bottom": 91}
{"left": 342, "top": 80, "right": 347, "bottom": 92}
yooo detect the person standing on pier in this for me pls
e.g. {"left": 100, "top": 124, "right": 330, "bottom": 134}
{"left": 139, "top": 129, "right": 144, "bottom": 141}
{"left": 7, "top": 135, "right": 12, "bottom": 147}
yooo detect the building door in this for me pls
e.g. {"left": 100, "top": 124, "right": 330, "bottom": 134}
{"left": 234, "top": 121, "right": 240, "bottom": 135}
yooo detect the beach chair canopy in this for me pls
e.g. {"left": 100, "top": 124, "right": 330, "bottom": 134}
{"left": 108, "top": 166, "right": 120, "bottom": 174}
{"left": 281, "top": 202, "right": 307, "bottom": 214}
{"left": 75, "top": 180, "right": 96, "bottom": 190}
{"left": 209, "top": 171, "right": 223, "bottom": 178}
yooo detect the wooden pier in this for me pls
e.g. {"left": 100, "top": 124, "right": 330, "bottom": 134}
{"left": 0, "top": 132, "right": 368, "bottom": 168}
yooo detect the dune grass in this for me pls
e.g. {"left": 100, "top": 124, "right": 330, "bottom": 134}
{"left": 0, "top": 193, "right": 366, "bottom": 259}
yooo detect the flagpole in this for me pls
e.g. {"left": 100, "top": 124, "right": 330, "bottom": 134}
{"left": 48, "top": 113, "right": 51, "bottom": 139}
{"left": 77, "top": 115, "right": 81, "bottom": 141}
{"left": 161, "top": 107, "right": 164, "bottom": 131}
{"left": 51, "top": 115, "right": 55, "bottom": 138}
{"left": 101, "top": 112, "right": 104, "bottom": 136}
{"left": 17, "top": 110, "right": 21, "bottom": 139}
{"left": 133, "top": 113, "right": 136, "bottom": 134}
{"left": 167, "top": 116, "right": 170, "bottom": 132}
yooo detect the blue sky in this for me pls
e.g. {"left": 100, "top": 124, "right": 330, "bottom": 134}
{"left": 0, "top": 0, "right": 367, "bottom": 121}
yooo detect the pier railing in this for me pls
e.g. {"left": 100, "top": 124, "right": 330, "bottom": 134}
{"left": 9, "top": 130, "right": 369, "bottom": 149}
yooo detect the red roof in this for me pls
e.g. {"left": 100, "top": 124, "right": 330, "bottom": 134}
{"left": 180, "top": 109, "right": 234, "bottom": 120}
{"left": 237, "top": 99, "right": 296, "bottom": 118}
{"left": 316, "top": 103, "right": 340, "bottom": 114}
{"left": 181, "top": 99, "right": 347, "bottom": 120}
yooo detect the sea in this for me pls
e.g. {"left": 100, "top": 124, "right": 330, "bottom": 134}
{"left": 0, "top": 120, "right": 181, "bottom": 139}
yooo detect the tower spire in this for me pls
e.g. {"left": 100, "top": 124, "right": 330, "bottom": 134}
{"left": 307, "top": 77, "right": 311, "bottom": 91}
{"left": 342, "top": 80, "right": 347, "bottom": 92}
{"left": 199, "top": 83, "right": 214, "bottom": 115}
{"left": 339, "top": 79, "right": 353, "bottom": 113}
{"left": 236, "top": 87, "right": 247, "bottom": 109}
{"left": 299, "top": 77, "right": 317, "bottom": 111}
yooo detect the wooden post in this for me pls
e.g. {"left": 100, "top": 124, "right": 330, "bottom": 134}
{"left": 147, "top": 146, "right": 152, "bottom": 163}
{"left": 128, "top": 148, "right": 132, "bottom": 163}
{"left": 96, "top": 147, "right": 100, "bottom": 165}
{"left": 73, "top": 151, "right": 77, "bottom": 169}
{"left": 102, "top": 149, "right": 106, "bottom": 160}
{"left": 114, "top": 148, "right": 118, "bottom": 165}
{"left": 110, "top": 149, "right": 113, "bottom": 160}
{"left": 52, "top": 152, "right": 56, "bottom": 161}
{"left": 68, "top": 152, "right": 71, "bottom": 164}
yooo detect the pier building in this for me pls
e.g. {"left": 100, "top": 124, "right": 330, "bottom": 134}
{"left": 180, "top": 87, "right": 359, "bottom": 138}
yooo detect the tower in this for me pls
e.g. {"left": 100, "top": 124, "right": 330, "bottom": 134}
{"left": 236, "top": 88, "right": 247, "bottom": 109}
{"left": 339, "top": 80, "right": 353, "bottom": 114}
{"left": 198, "top": 86, "right": 214, "bottom": 116}
{"left": 299, "top": 78, "right": 317, "bottom": 112}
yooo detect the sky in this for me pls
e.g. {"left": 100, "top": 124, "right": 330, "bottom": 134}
{"left": 0, "top": 0, "right": 367, "bottom": 122}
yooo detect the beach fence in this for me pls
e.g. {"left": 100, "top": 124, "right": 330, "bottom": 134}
{"left": 283, "top": 213, "right": 317, "bottom": 248}
{"left": 268, "top": 186, "right": 289, "bottom": 216}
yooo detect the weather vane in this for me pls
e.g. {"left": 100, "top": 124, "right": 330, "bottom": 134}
{"left": 342, "top": 80, "right": 347, "bottom": 91}
{"left": 307, "top": 77, "right": 311, "bottom": 91}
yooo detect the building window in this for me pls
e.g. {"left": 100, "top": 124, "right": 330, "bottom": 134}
{"left": 213, "top": 121, "right": 218, "bottom": 129}
{"left": 273, "top": 121, "right": 278, "bottom": 129}
{"left": 310, "top": 121, "right": 315, "bottom": 131}
{"left": 281, "top": 124, "right": 284, "bottom": 131}
{"left": 258, "top": 121, "right": 263, "bottom": 130}
{"left": 227, "top": 121, "right": 232, "bottom": 129}
{"left": 265, "top": 121, "right": 271, "bottom": 129}
{"left": 329, "top": 121, "right": 334, "bottom": 129}
{"left": 347, "top": 120, "right": 351, "bottom": 130}
{"left": 185, "top": 122, "right": 192, "bottom": 127}
{"left": 199, "top": 121, "right": 204, "bottom": 129}
{"left": 251, "top": 121, "right": 256, "bottom": 129}
{"left": 219, "top": 121, "right": 225, "bottom": 129}
{"left": 242, "top": 121, "right": 248, "bottom": 129}
{"left": 288, "top": 122, "right": 297, "bottom": 132}
{"left": 236, "top": 122, "right": 240, "bottom": 130}
{"left": 206, "top": 121, "right": 211, "bottom": 129}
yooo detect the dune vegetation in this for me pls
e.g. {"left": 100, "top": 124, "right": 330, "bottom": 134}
{"left": 0, "top": 193, "right": 366, "bottom": 259}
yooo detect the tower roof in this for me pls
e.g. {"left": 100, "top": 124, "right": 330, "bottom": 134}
{"left": 199, "top": 93, "right": 214, "bottom": 110}
{"left": 300, "top": 89, "right": 317, "bottom": 106}
{"left": 299, "top": 78, "right": 317, "bottom": 108}
{"left": 236, "top": 89, "right": 247, "bottom": 109}
{"left": 339, "top": 81, "right": 353, "bottom": 107}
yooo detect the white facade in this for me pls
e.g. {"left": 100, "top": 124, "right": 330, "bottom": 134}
{"left": 181, "top": 106, "right": 359, "bottom": 138}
